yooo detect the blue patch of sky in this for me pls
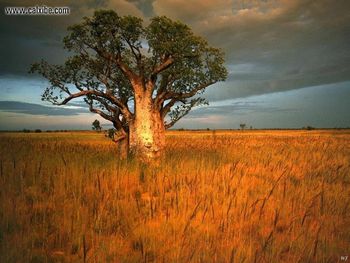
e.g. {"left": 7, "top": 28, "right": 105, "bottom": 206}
{"left": 0, "top": 76, "right": 349, "bottom": 130}
{"left": 176, "top": 81, "right": 350, "bottom": 129}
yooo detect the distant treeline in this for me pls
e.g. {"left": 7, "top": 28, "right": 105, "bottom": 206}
{"left": 0, "top": 129, "right": 73, "bottom": 133}
{"left": 1, "top": 127, "right": 350, "bottom": 133}
{"left": 175, "top": 127, "right": 350, "bottom": 131}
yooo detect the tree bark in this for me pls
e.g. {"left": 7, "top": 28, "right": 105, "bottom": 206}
{"left": 118, "top": 135, "right": 129, "bottom": 160}
{"left": 128, "top": 88, "right": 165, "bottom": 163}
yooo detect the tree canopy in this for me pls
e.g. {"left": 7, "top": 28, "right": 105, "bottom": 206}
{"left": 30, "top": 10, "right": 227, "bottom": 144}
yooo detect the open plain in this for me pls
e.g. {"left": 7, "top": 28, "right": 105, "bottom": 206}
{"left": 0, "top": 130, "right": 349, "bottom": 262}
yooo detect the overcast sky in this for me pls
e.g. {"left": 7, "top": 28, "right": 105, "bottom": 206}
{"left": 0, "top": 0, "right": 349, "bottom": 130}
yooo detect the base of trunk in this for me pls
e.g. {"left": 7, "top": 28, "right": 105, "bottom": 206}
{"left": 129, "top": 121, "right": 165, "bottom": 164}
{"left": 129, "top": 143, "right": 164, "bottom": 163}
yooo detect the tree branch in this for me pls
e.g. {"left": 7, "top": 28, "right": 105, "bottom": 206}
{"left": 57, "top": 89, "right": 133, "bottom": 121}
{"left": 164, "top": 119, "right": 178, "bottom": 129}
{"left": 160, "top": 98, "right": 177, "bottom": 118}
{"left": 155, "top": 81, "right": 214, "bottom": 112}
{"left": 83, "top": 41, "right": 138, "bottom": 84}
{"left": 56, "top": 90, "right": 92, "bottom": 105}
{"left": 112, "top": 134, "right": 127, "bottom": 143}
{"left": 163, "top": 97, "right": 207, "bottom": 129}
{"left": 89, "top": 105, "right": 114, "bottom": 122}
{"left": 165, "top": 81, "right": 215, "bottom": 101}
{"left": 151, "top": 56, "right": 174, "bottom": 79}
{"left": 124, "top": 38, "right": 142, "bottom": 64}
{"left": 114, "top": 54, "right": 138, "bottom": 82}
{"left": 89, "top": 96, "right": 126, "bottom": 131}
{"left": 154, "top": 73, "right": 177, "bottom": 109}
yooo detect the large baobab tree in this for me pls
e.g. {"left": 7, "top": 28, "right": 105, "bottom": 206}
{"left": 30, "top": 10, "right": 227, "bottom": 162}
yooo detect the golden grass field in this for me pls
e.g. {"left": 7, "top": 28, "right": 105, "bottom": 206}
{"left": 0, "top": 130, "right": 349, "bottom": 262}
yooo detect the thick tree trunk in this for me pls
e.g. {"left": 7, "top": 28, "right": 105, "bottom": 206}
{"left": 128, "top": 88, "right": 165, "bottom": 163}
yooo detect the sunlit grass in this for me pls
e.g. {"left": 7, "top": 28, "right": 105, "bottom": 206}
{"left": 0, "top": 130, "right": 349, "bottom": 262}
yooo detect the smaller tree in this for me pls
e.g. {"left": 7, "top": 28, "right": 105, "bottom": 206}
{"left": 92, "top": 119, "right": 102, "bottom": 131}
{"left": 240, "top": 123, "right": 246, "bottom": 131}
{"left": 303, "top": 125, "right": 315, "bottom": 130}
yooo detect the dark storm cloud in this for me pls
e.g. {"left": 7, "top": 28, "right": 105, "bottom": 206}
{"left": 0, "top": 101, "right": 87, "bottom": 116}
{"left": 1, "top": 0, "right": 349, "bottom": 100}
{"left": 153, "top": 0, "right": 350, "bottom": 99}
{"left": 0, "top": 1, "right": 88, "bottom": 76}
{"left": 126, "top": 0, "right": 154, "bottom": 17}
{"left": 0, "top": 0, "right": 145, "bottom": 76}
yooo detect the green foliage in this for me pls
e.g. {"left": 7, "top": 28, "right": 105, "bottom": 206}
{"left": 92, "top": 119, "right": 102, "bottom": 131}
{"left": 167, "top": 97, "right": 207, "bottom": 128}
{"left": 146, "top": 16, "right": 227, "bottom": 84}
{"left": 106, "top": 128, "right": 115, "bottom": 139}
{"left": 29, "top": 10, "right": 227, "bottom": 131}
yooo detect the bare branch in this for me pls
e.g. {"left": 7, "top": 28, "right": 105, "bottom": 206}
{"left": 89, "top": 105, "right": 114, "bottom": 122}
{"left": 112, "top": 134, "right": 127, "bottom": 143}
{"left": 92, "top": 96, "right": 119, "bottom": 114}
{"left": 56, "top": 89, "right": 133, "bottom": 121}
{"left": 56, "top": 90, "right": 93, "bottom": 105}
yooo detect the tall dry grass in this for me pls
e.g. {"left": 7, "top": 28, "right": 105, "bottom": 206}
{"left": 0, "top": 130, "right": 349, "bottom": 262}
